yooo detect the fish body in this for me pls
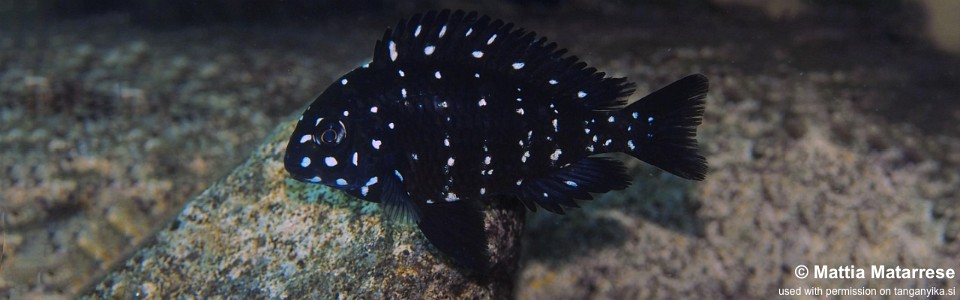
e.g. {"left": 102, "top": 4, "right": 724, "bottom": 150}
{"left": 284, "top": 10, "right": 707, "bottom": 271}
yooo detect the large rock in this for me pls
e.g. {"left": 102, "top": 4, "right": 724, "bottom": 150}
{"left": 81, "top": 119, "right": 524, "bottom": 299}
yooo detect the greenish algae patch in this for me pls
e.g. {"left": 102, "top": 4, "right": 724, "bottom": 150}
{"left": 284, "top": 177, "right": 379, "bottom": 216}
{"left": 80, "top": 118, "right": 523, "bottom": 299}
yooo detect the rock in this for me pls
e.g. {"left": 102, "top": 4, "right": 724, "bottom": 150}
{"left": 80, "top": 119, "right": 524, "bottom": 299}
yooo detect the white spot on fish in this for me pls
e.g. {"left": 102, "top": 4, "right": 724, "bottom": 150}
{"left": 424, "top": 45, "right": 436, "bottom": 55}
{"left": 343, "top": 110, "right": 349, "bottom": 117}
{"left": 360, "top": 186, "right": 369, "bottom": 196}
{"left": 388, "top": 41, "right": 398, "bottom": 61}
{"left": 552, "top": 119, "right": 558, "bottom": 131}
{"left": 543, "top": 192, "right": 548, "bottom": 198}
{"left": 487, "top": 34, "right": 497, "bottom": 45}
{"left": 604, "top": 139, "right": 612, "bottom": 146}
{"left": 372, "top": 139, "right": 382, "bottom": 149}
{"left": 586, "top": 145, "right": 595, "bottom": 152}
{"left": 628, "top": 140, "right": 636, "bottom": 150}
{"left": 578, "top": 91, "right": 587, "bottom": 98}
{"left": 445, "top": 192, "right": 459, "bottom": 202}
{"left": 426, "top": 199, "right": 434, "bottom": 204}
{"left": 308, "top": 176, "right": 321, "bottom": 183}
{"left": 336, "top": 178, "right": 348, "bottom": 185}
{"left": 440, "top": 101, "right": 448, "bottom": 108}
{"left": 480, "top": 187, "right": 486, "bottom": 195}
{"left": 465, "top": 28, "right": 473, "bottom": 36}
{"left": 388, "top": 122, "right": 395, "bottom": 129}
{"left": 315, "top": 117, "right": 323, "bottom": 126}
{"left": 299, "top": 115, "right": 303, "bottom": 121}
{"left": 414, "top": 25, "right": 422, "bottom": 37}
{"left": 592, "top": 135, "right": 598, "bottom": 142}
{"left": 352, "top": 152, "right": 359, "bottom": 166}
{"left": 444, "top": 138, "right": 450, "bottom": 147}
{"left": 474, "top": 73, "right": 480, "bottom": 78}
{"left": 472, "top": 50, "right": 484, "bottom": 58}
{"left": 434, "top": 71, "right": 442, "bottom": 79}
{"left": 300, "top": 134, "right": 312, "bottom": 143}
{"left": 484, "top": 156, "right": 491, "bottom": 165}
{"left": 447, "top": 157, "right": 455, "bottom": 166}
{"left": 340, "top": 78, "right": 348, "bottom": 85}
{"left": 394, "top": 170, "right": 403, "bottom": 181}
{"left": 632, "top": 112, "right": 639, "bottom": 119}
{"left": 608, "top": 116, "right": 615, "bottom": 123}
{"left": 522, "top": 151, "right": 530, "bottom": 162}
{"left": 516, "top": 108, "right": 525, "bottom": 115}
{"left": 627, "top": 126, "right": 632, "bottom": 132}
{"left": 301, "top": 157, "right": 311, "bottom": 167}
{"left": 648, "top": 116, "right": 654, "bottom": 123}
{"left": 324, "top": 157, "right": 337, "bottom": 167}
{"left": 438, "top": 25, "right": 447, "bottom": 38}
{"left": 550, "top": 149, "right": 562, "bottom": 161}
{"left": 565, "top": 180, "right": 578, "bottom": 187}
{"left": 411, "top": 153, "right": 418, "bottom": 160}
{"left": 478, "top": 98, "right": 487, "bottom": 107}
{"left": 365, "top": 177, "right": 378, "bottom": 186}
{"left": 548, "top": 79, "right": 558, "bottom": 85}
{"left": 516, "top": 179, "right": 523, "bottom": 186}
{"left": 401, "top": 88, "right": 408, "bottom": 98}
{"left": 370, "top": 106, "right": 378, "bottom": 113}
{"left": 398, "top": 69, "right": 405, "bottom": 77}
{"left": 585, "top": 128, "right": 591, "bottom": 134}
{"left": 512, "top": 62, "right": 525, "bottom": 69}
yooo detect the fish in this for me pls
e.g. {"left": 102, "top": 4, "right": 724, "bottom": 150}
{"left": 284, "top": 9, "right": 708, "bottom": 272}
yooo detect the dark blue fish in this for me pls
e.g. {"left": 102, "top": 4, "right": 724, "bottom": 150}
{"left": 284, "top": 10, "right": 707, "bottom": 272}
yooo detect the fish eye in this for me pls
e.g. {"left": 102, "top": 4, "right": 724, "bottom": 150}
{"left": 314, "top": 119, "right": 347, "bottom": 146}
{"left": 320, "top": 129, "right": 339, "bottom": 144}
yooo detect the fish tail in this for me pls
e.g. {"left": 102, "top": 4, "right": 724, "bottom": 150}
{"left": 617, "top": 74, "right": 708, "bottom": 180}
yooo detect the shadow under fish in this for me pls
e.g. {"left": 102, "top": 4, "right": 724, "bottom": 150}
{"left": 283, "top": 9, "right": 708, "bottom": 273}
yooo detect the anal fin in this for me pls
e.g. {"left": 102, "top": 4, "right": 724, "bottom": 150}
{"left": 517, "top": 157, "right": 631, "bottom": 214}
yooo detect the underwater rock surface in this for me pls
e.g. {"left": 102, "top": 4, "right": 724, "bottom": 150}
{"left": 81, "top": 120, "right": 524, "bottom": 299}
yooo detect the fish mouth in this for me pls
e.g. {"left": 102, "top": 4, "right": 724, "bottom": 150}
{"left": 283, "top": 167, "right": 313, "bottom": 181}
{"left": 283, "top": 168, "right": 320, "bottom": 183}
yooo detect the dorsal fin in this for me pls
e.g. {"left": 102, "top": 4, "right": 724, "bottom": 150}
{"left": 370, "top": 9, "right": 635, "bottom": 111}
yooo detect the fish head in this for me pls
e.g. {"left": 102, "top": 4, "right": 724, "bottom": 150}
{"left": 284, "top": 84, "right": 377, "bottom": 191}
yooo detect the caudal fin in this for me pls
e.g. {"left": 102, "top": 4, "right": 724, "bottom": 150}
{"left": 620, "top": 74, "right": 708, "bottom": 180}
